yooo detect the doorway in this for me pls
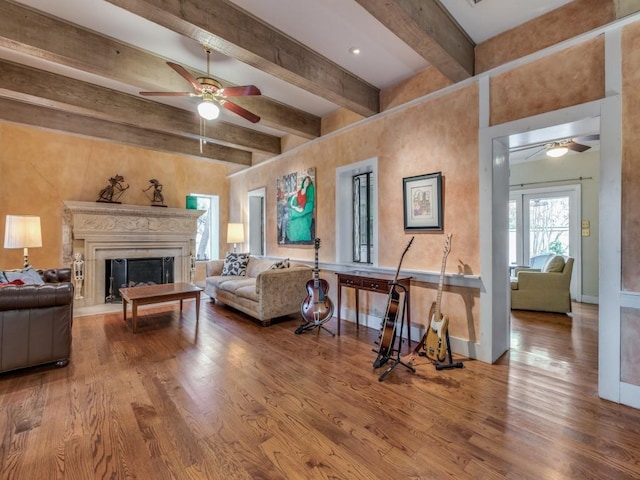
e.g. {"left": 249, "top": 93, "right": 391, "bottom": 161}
{"left": 509, "top": 185, "right": 582, "bottom": 302}
{"left": 248, "top": 188, "right": 265, "bottom": 256}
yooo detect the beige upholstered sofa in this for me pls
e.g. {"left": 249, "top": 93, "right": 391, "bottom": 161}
{"left": 203, "top": 256, "right": 312, "bottom": 326}
{"left": 510, "top": 256, "right": 574, "bottom": 313}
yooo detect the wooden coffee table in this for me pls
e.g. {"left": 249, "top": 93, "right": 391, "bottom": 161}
{"left": 119, "top": 283, "right": 202, "bottom": 333}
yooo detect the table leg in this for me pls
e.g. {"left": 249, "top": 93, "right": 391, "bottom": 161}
{"left": 132, "top": 301, "right": 138, "bottom": 333}
{"left": 355, "top": 287, "right": 359, "bottom": 330}
{"left": 122, "top": 299, "right": 127, "bottom": 324}
{"left": 337, "top": 284, "right": 342, "bottom": 336}
{"left": 195, "top": 291, "right": 200, "bottom": 325}
{"left": 405, "top": 284, "right": 412, "bottom": 351}
{"left": 180, "top": 299, "right": 184, "bottom": 311}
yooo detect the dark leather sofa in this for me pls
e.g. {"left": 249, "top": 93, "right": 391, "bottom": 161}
{"left": 0, "top": 268, "right": 74, "bottom": 374}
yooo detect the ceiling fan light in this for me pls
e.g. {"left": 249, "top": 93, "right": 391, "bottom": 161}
{"left": 546, "top": 146, "right": 568, "bottom": 158}
{"left": 197, "top": 100, "right": 220, "bottom": 120}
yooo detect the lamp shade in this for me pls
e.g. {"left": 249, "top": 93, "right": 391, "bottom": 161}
{"left": 197, "top": 100, "right": 220, "bottom": 120}
{"left": 4, "top": 215, "right": 42, "bottom": 249}
{"left": 227, "top": 223, "right": 245, "bottom": 244}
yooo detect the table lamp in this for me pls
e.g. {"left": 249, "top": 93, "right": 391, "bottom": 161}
{"left": 4, "top": 215, "right": 43, "bottom": 268}
{"left": 227, "top": 223, "right": 244, "bottom": 253}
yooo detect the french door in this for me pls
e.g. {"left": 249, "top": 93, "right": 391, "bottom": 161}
{"left": 509, "top": 185, "right": 581, "bottom": 301}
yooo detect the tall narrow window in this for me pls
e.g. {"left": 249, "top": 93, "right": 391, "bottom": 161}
{"left": 353, "top": 172, "right": 373, "bottom": 263}
{"left": 190, "top": 194, "right": 220, "bottom": 261}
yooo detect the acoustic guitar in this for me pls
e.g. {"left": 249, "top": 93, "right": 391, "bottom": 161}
{"left": 373, "top": 236, "right": 414, "bottom": 368}
{"left": 425, "top": 233, "right": 452, "bottom": 363}
{"left": 300, "top": 238, "right": 334, "bottom": 325}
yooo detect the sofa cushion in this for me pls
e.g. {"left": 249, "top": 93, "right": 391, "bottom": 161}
{"left": 0, "top": 271, "right": 6, "bottom": 283}
{"left": 5, "top": 266, "right": 45, "bottom": 285}
{"left": 543, "top": 255, "right": 565, "bottom": 273}
{"left": 269, "top": 258, "right": 290, "bottom": 269}
{"left": 235, "top": 285, "right": 260, "bottom": 302}
{"left": 222, "top": 252, "right": 250, "bottom": 276}
{"left": 218, "top": 278, "right": 256, "bottom": 294}
{"left": 246, "top": 257, "right": 275, "bottom": 277}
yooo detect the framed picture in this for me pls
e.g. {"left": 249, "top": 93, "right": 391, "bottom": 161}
{"left": 403, "top": 172, "right": 443, "bottom": 231}
{"left": 276, "top": 167, "right": 316, "bottom": 245}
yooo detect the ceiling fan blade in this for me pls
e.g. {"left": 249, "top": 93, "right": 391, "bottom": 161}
{"left": 139, "top": 91, "right": 196, "bottom": 97}
{"left": 524, "top": 146, "right": 547, "bottom": 160}
{"left": 167, "top": 61, "right": 203, "bottom": 93}
{"left": 567, "top": 141, "right": 591, "bottom": 153}
{"left": 219, "top": 99, "right": 260, "bottom": 123}
{"left": 219, "top": 85, "right": 261, "bottom": 97}
{"left": 574, "top": 134, "right": 600, "bottom": 143}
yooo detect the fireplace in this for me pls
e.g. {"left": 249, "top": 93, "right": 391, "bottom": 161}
{"left": 105, "top": 257, "right": 175, "bottom": 303}
{"left": 63, "top": 201, "right": 203, "bottom": 307}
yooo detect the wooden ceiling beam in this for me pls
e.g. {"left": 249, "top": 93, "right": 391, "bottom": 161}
{"left": 0, "top": 0, "right": 320, "bottom": 139}
{"left": 0, "top": 97, "right": 252, "bottom": 166}
{"left": 105, "top": 0, "right": 380, "bottom": 117}
{"left": 0, "top": 59, "right": 280, "bottom": 156}
{"left": 354, "top": 0, "right": 475, "bottom": 82}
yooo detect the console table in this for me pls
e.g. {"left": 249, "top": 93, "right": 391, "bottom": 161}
{"left": 335, "top": 271, "right": 412, "bottom": 346}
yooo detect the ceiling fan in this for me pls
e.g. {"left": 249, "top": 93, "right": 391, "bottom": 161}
{"left": 512, "top": 134, "right": 600, "bottom": 160}
{"left": 139, "top": 48, "right": 261, "bottom": 123}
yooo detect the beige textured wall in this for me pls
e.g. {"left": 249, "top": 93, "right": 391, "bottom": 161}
{"left": 321, "top": 108, "right": 365, "bottom": 135}
{"left": 0, "top": 122, "right": 230, "bottom": 270}
{"left": 380, "top": 66, "right": 452, "bottom": 111}
{"left": 229, "top": 85, "right": 481, "bottom": 342}
{"left": 490, "top": 37, "right": 605, "bottom": 126}
{"left": 476, "top": 0, "right": 614, "bottom": 73}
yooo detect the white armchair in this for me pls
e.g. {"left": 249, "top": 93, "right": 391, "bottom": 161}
{"left": 510, "top": 256, "right": 574, "bottom": 313}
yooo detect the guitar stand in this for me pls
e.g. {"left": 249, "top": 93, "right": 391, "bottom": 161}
{"left": 420, "top": 330, "right": 464, "bottom": 370}
{"left": 374, "top": 283, "right": 415, "bottom": 381}
{"left": 294, "top": 312, "right": 335, "bottom": 336}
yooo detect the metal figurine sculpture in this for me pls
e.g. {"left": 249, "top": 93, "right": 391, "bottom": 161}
{"left": 143, "top": 179, "right": 166, "bottom": 207}
{"left": 97, "top": 174, "right": 129, "bottom": 203}
{"left": 73, "top": 252, "right": 84, "bottom": 299}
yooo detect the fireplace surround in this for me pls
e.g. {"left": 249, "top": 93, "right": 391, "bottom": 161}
{"left": 63, "top": 201, "right": 203, "bottom": 307}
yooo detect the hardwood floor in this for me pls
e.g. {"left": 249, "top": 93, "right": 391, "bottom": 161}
{"left": 1, "top": 300, "right": 639, "bottom": 479}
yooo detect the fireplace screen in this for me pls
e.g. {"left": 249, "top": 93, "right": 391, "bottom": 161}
{"left": 105, "top": 257, "right": 174, "bottom": 303}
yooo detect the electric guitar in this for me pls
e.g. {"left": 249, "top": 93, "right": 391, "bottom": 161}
{"left": 373, "top": 236, "right": 414, "bottom": 368}
{"left": 300, "top": 238, "right": 334, "bottom": 325}
{"left": 425, "top": 233, "right": 452, "bottom": 363}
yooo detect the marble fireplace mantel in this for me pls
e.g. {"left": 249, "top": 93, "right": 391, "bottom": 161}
{"left": 63, "top": 201, "right": 204, "bottom": 307}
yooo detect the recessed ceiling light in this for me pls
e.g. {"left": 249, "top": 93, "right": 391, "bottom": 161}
{"left": 349, "top": 46, "right": 361, "bottom": 55}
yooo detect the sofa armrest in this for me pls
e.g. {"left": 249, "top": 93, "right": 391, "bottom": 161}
{"left": 514, "top": 266, "right": 541, "bottom": 276}
{"left": 255, "top": 267, "right": 312, "bottom": 294}
{"left": 205, "top": 260, "right": 224, "bottom": 277}
{"left": 516, "top": 271, "right": 569, "bottom": 290}
{"left": 255, "top": 267, "right": 312, "bottom": 318}
{"left": 0, "top": 283, "right": 74, "bottom": 311}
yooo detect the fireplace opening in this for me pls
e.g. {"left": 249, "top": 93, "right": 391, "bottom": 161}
{"left": 105, "top": 257, "right": 175, "bottom": 303}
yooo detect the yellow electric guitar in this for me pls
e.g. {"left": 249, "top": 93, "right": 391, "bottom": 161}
{"left": 424, "top": 233, "right": 452, "bottom": 363}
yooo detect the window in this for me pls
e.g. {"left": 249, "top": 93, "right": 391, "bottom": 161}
{"left": 336, "top": 158, "right": 378, "bottom": 265}
{"left": 353, "top": 172, "right": 373, "bottom": 263}
{"left": 190, "top": 194, "right": 220, "bottom": 261}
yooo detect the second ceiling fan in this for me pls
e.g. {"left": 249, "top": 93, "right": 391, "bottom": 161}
{"left": 140, "top": 48, "right": 262, "bottom": 123}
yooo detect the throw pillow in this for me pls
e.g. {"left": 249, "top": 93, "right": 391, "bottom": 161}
{"left": 222, "top": 252, "right": 250, "bottom": 276}
{"left": 4, "top": 266, "right": 45, "bottom": 285}
{"left": 269, "top": 258, "right": 290, "bottom": 270}
{"left": 543, "top": 255, "right": 565, "bottom": 273}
